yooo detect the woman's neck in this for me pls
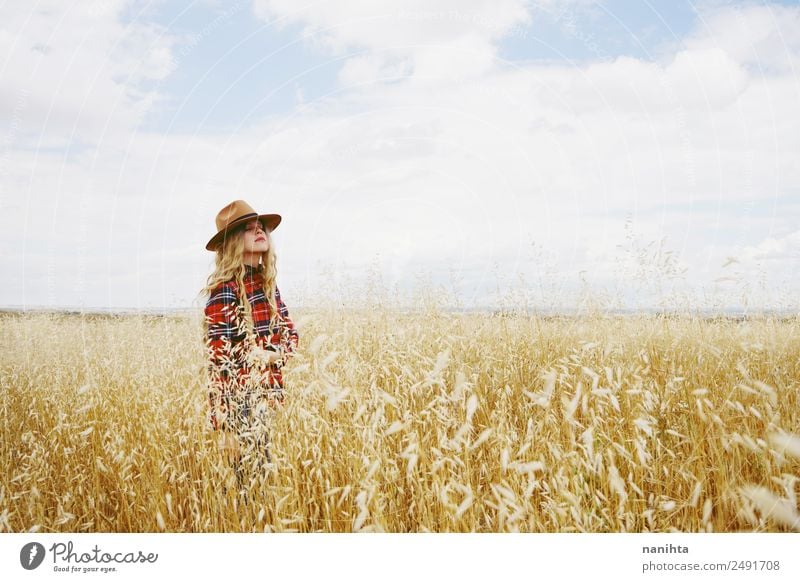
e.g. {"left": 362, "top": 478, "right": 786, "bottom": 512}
{"left": 242, "top": 253, "right": 261, "bottom": 267}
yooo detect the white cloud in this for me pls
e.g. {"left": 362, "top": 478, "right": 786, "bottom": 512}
{"left": 253, "top": 0, "right": 532, "bottom": 50}
{"left": 741, "top": 230, "right": 800, "bottom": 261}
{"left": 253, "top": 0, "right": 531, "bottom": 84}
{"left": 685, "top": 2, "right": 800, "bottom": 74}
{"left": 0, "top": 1, "right": 177, "bottom": 144}
{"left": 338, "top": 53, "right": 413, "bottom": 87}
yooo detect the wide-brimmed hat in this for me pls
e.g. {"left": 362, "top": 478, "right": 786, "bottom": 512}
{"left": 206, "top": 199, "right": 281, "bottom": 251}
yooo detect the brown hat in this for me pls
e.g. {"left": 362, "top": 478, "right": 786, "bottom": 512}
{"left": 206, "top": 199, "right": 282, "bottom": 251}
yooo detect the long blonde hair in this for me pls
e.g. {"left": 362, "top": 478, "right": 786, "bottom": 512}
{"left": 200, "top": 223, "right": 280, "bottom": 340}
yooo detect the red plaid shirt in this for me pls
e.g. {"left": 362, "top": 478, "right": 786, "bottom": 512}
{"left": 204, "top": 264, "right": 299, "bottom": 430}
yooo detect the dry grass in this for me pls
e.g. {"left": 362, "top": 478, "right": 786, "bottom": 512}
{"left": 1, "top": 305, "right": 799, "bottom": 532}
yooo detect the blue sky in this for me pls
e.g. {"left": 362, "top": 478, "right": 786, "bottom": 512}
{"left": 142, "top": 1, "right": 706, "bottom": 133}
{"left": 501, "top": 0, "right": 698, "bottom": 62}
{"left": 142, "top": 1, "right": 321, "bottom": 132}
{"left": 1, "top": 0, "right": 799, "bottom": 312}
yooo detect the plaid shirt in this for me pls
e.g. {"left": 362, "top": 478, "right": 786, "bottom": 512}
{"left": 204, "top": 264, "right": 299, "bottom": 430}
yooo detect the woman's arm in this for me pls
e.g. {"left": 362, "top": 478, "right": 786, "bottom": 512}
{"left": 204, "top": 282, "right": 244, "bottom": 429}
{"left": 275, "top": 285, "right": 299, "bottom": 364}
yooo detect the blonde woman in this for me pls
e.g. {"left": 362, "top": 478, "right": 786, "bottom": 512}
{"left": 201, "top": 200, "right": 299, "bottom": 492}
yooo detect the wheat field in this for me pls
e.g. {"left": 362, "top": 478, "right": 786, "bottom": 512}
{"left": 1, "top": 304, "right": 799, "bottom": 532}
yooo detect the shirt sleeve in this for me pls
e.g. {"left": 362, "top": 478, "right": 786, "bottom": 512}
{"left": 204, "top": 282, "right": 245, "bottom": 429}
{"left": 275, "top": 285, "right": 299, "bottom": 363}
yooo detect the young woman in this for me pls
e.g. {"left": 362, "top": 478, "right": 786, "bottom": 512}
{"left": 201, "top": 200, "right": 299, "bottom": 490}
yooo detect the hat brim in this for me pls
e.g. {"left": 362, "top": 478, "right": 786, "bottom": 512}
{"left": 206, "top": 213, "right": 282, "bottom": 251}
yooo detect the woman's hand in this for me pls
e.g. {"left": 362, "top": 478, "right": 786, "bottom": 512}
{"left": 252, "top": 345, "right": 283, "bottom": 365}
{"left": 218, "top": 431, "right": 240, "bottom": 457}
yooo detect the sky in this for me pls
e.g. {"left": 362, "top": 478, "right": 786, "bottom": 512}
{"left": 1, "top": 0, "right": 799, "bottom": 313}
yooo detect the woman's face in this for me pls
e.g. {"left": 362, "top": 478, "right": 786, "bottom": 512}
{"left": 242, "top": 219, "right": 270, "bottom": 254}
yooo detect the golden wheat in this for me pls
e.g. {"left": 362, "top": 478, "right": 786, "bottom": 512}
{"left": 1, "top": 307, "right": 798, "bottom": 532}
